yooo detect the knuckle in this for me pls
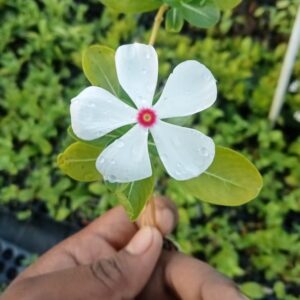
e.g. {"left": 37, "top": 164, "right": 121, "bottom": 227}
{"left": 90, "top": 256, "right": 127, "bottom": 292}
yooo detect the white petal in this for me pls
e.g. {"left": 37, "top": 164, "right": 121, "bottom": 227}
{"left": 70, "top": 86, "right": 138, "bottom": 141}
{"left": 151, "top": 120, "right": 215, "bottom": 180}
{"left": 154, "top": 60, "right": 217, "bottom": 119}
{"left": 116, "top": 43, "right": 158, "bottom": 108}
{"left": 96, "top": 125, "right": 152, "bottom": 183}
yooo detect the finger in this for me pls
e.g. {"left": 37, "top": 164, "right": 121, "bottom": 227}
{"left": 137, "top": 197, "right": 178, "bottom": 235}
{"left": 4, "top": 227, "right": 163, "bottom": 300}
{"left": 139, "top": 252, "right": 247, "bottom": 300}
{"left": 17, "top": 197, "right": 178, "bottom": 282}
{"left": 17, "top": 205, "right": 137, "bottom": 281}
{"left": 165, "top": 252, "right": 247, "bottom": 300}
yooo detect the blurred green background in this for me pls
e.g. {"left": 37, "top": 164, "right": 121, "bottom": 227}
{"left": 0, "top": 0, "right": 300, "bottom": 299}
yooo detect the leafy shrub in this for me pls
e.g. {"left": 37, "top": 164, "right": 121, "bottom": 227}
{"left": 0, "top": 0, "right": 300, "bottom": 298}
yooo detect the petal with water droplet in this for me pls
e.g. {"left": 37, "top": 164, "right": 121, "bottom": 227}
{"left": 154, "top": 60, "right": 217, "bottom": 119}
{"left": 150, "top": 120, "right": 215, "bottom": 180}
{"left": 96, "top": 125, "right": 152, "bottom": 183}
{"left": 71, "top": 86, "right": 138, "bottom": 141}
{"left": 116, "top": 43, "right": 158, "bottom": 108}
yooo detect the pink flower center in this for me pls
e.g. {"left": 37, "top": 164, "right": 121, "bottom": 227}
{"left": 137, "top": 108, "right": 157, "bottom": 128}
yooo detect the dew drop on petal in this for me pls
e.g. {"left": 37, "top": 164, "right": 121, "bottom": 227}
{"left": 146, "top": 53, "right": 151, "bottom": 60}
{"left": 175, "top": 170, "right": 182, "bottom": 177}
{"left": 99, "top": 158, "right": 105, "bottom": 165}
{"left": 172, "top": 137, "right": 181, "bottom": 147}
{"left": 176, "top": 162, "right": 182, "bottom": 168}
{"left": 106, "top": 175, "right": 117, "bottom": 183}
{"left": 116, "top": 140, "right": 125, "bottom": 148}
{"left": 199, "top": 147, "right": 209, "bottom": 157}
{"left": 87, "top": 102, "right": 96, "bottom": 108}
{"left": 110, "top": 160, "right": 115, "bottom": 165}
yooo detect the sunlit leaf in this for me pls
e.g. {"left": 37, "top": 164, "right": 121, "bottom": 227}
{"left": 180, "top": 146, "right": 263, "bottom": 206}
{"left": 100, "top": 0, "right": 161, "bottom": 13}
{"left": 82, "top": 45, "right": 120, "bottom": 96}
{"left": 180, "top": 0, "right": 220, "bottom": 28}
{"left": 214, "top": 0, "right": 241, "bottom": 11}
{"left": 57, "top": 142, "right": 102, "bottom": 182}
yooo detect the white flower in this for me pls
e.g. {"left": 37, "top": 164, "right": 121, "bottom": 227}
{"left": 70, "top": 43, "right": 217, "bottom": 183}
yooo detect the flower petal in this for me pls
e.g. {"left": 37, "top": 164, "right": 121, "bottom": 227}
{"left": 116, "top": 43, "right": 158, "bottom": 108}
{"left": 154, "top": 60, "right": 217, "bottom": 118}
{"left": 151, "top": 120, "right": 215, "bottom": 180}
{"left": 96, "top": 125, "right": 152, "bottom": 183}
{"left": 70, "top": 86, "right": 138, "bottom": 141}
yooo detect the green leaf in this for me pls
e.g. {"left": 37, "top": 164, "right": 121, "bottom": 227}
{"left": 166, "top": 8, "right": 184, "bottom": 32}
{"left": 240, "top": 282, "right": 265, "bottom": 299}
{"left": 214, "top": 0, "right": 241, "bottom": 10}
{"left": 117, "top": 176, "right": 155, "bottom": 220}
{"left": 82, "top": 45, "right": 119, "bottom": 96}
{"left": 68, "top": 125, "right": 132, "bottom": 148}
{"left": 57, "top": 142, "right": 103, "bottom": 182}
{"left": 100, "top": 0, "right": 161, "bottom": 13}
{"left": 180, "top": 146, "right": 263, "bottom": 206}
{"left": 180, "top": 0, "right": 220, "bottom": 28}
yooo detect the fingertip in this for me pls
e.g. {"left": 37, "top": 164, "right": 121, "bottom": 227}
{"left": 126, "top": 227, "right": 162, "bottom": 255}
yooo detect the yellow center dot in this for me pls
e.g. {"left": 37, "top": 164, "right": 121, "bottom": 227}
{"left": 143, "top": 113, "right": 152, "bottom": 122}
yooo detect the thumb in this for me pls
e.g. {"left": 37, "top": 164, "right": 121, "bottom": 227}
{"left": 4, "top": 227, "right": 162, "bottom": 300}
{"left": 90, "top": 226, "right": 163, "bottom": 299}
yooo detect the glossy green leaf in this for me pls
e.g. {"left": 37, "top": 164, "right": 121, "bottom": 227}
{"left": 100, "top": 0, "right": 161, "bottom": 13}
{"left": 117, "top": 176, "right": 155, "bottom": 220}
{"left": 57, "top": 142, "right": 103, "bottom": 182}
{"left": 68, "top": 125, "right": 132, "bottom": 148}
{"left": 180, "top": 0, "right": 220, "bottom": 28}
{"left": 166, "top": 8, "right": 184, "bottom": 32}
{"left": 82, "top": 45, "right": 119, "bottom": 96}
{"left": 214, "top": 0, "right": 241, "bottom": 11}
{"left": 180, "top": 146, "right": 263, "bottom": 206}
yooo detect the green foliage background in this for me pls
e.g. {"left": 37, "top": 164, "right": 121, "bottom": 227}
{"left": 0, "top": 0, "right": 300, "bottom": 298}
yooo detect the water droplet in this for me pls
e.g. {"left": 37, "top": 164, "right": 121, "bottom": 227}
{"left": 176, "top": 162, "right": 182, "bottom": 168}
{"left": 116, "top": 140, "right": 124, "bottom": 148}
{"left": 175, "top": 170, "right": 182, "bottom": 177}
{"left": 160, "top": 153, "right": 168, "bottom": 161}
{"left": 131, "top": 147, "right": 139, "bottom": 156}
{"left": 199, "top": 147, "right": 209, "bottom": 157}
{"left": 142, "top": 68, "right": 147, "bottom": 75}
{"left": 205, "top": 74, "right": 211, "bottom": 81}
{"left": 88, "top": 102, "right": 96, "bottom": 108}
{"left": 107, "top": 175, "right": 117, "bottom": 183}
{"left": 146, "top": 85, "right": 153, "bottom": 92}
{"left": 110, "top": 160, "right": 115, "bottom": 165}
{"left": 172, "top": 138, "right": 181, "bottom": 147}
{"left": 146, "top": 53, "right": 151, "bottom": 59}
{"left": 99, "top": 158, "right": 105, "bottom": 164}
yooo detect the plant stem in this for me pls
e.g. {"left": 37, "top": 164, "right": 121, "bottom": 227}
{"left": 149, "top": 4, "right": 169, "bottom": 46}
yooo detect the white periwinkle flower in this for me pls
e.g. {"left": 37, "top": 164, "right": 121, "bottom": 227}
{"left": 71, "top": 43, "right": 217, "bottom": 183}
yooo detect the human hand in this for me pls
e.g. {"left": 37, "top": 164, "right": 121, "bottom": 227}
{"left": 2, "top": 197, "right": 248, "bottom": 300}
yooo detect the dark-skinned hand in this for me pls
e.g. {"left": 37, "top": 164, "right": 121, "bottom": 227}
{"left": 2, "top": 197, "right": 248, "bottom": 300}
